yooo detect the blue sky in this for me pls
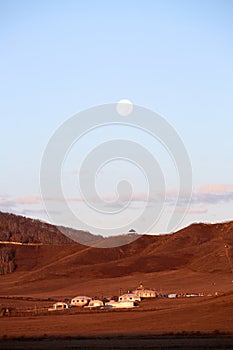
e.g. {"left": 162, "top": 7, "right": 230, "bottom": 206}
{"left": 0, "top": 0, "right": 233, "bottom": 235}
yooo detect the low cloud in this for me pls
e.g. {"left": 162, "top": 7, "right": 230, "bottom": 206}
{"left": 1, "top": 183, "right": 232, "bottom": 219}
{"left": 174, "top": 205, "right": 208, "bottom": 215}
{"left": 0, "top": 195, "right": 40, "bottom": 208}
{"left": 15, "top": 196, "right": 41, "bottom": 204}
{"left": 192, "top": 184, "right": 233, "bottom": 205}
{"left": 198, "top": 184, "right": 233, "bottom": 194}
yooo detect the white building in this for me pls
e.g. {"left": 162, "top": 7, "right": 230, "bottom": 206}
{"left": 105, "top": 300, "right": 137, "bottom": 309}
{"left": 48, "top": 302, "right": 69, "bottom": 311}
{"left": 119, "top": 293, "right": 141, "bottom": 302}
{"left": 85, "top": 299, "right": 104, "bottom": 308}
{"left": 71, "top": 296, "right": 91, "bottom": 307}
{"left": 168, "top": 293, "right": 177, "bottom": 298}
{"left": 132, "top": 282, "right": 157, "bottom": 298}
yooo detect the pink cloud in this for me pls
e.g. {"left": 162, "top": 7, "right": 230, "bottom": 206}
{"left": 186, "top": 206, "right": 208, "bottom": 215}
{"left": 15, "top": 196, "right": 41, "bottom": 204}
{"left": 197, "top": 184, "right": 233, "bottom": 195}
{"left": 191, "top": 184, "right": 233, "bottom": 205}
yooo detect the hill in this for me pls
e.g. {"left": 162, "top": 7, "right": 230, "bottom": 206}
{"left": 0, "top": 211, "right": 233, "bottom": 283}
{"left": 0, "top": 211, "right": 140, "bottom": 247}
{"left": 0, "top": 211, "right": 74, "bottom": 244}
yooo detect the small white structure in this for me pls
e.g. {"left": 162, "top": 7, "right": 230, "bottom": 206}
{"left": 48, "top": 302, "right": 69, "bottom": 311}
{"left": 186, "top": 293, "right": 200, "bottom": 297}
{"left": 85, "top": 299, "right": 104, "bottom": 308}
{"left": 168, "top": 293, "right": 177, "bottom": 298}
{"left": 105, "top": 300, "right": 137, "bottom": 309}
{"left": 119, "top": 293, "right": 141, "bottom": 302}
{"left": 71, "top": 296, "right": 91, "bottom": 307}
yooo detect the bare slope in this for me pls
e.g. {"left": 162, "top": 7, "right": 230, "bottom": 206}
{"left": 0, "top": 212, "right": 233, "bottom": 286}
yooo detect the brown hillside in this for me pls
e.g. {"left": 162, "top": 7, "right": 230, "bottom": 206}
{"left": 0, "top": 217, "right": 232, "bottom": 284}
{"left": 0, "top": 211, "right": 233, "bottom": 283}
{"left": 0, "top": 211, "right": 74, "bottom": 244}
{"left": 0, "top": 211, "right": 140, "bottom": 247}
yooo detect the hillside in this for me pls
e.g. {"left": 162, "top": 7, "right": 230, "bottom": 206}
{"left": 0, "top": 211, "right": 140, "bottom": 247}
{"left": 0, "top": 211, "right": 75, "bottom": 244}
{"left": 0, "top": 211, "right": 233, "bottom": 282}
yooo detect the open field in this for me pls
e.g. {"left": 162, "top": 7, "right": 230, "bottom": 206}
{"left": 1, "top": 253, "right": 233, "bottom": 342}
{"left": 1, "top": 271, "right": 233, "bottom": 343}
{"left": 1, "top": 292, "right": 233, "bottom": 337}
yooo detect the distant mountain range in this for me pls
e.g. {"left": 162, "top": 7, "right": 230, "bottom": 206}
{"left": 0, "top": 211, "right": 233, "bottom": 277}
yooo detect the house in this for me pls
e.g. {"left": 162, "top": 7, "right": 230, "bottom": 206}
{"left": 48, "top": 302, "right": 69, "bottom": 311}
{"left": 105, "top": 300, "right": 137, "bottom": 309}
{"left": 85, "top": 299, "right": 104, "bottom": 308}
{"left": 132, "top": 282, "right": 157, "bottom": 298}
{"left": 71, "top": 296, "right": 91, "bottom": 307}
{"left": 118, "top": 293, "right": 141, "bottom": 302}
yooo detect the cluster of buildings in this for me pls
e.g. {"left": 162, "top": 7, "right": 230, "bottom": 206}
{"left": 48, "top": 282, "right": 157, "bottom": 311}
{"left": 48, "top": 282, "right": 206, "bottom": 312}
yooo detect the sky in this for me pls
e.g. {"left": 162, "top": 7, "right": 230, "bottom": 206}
{"left": 0, "top": 0, "right": 233, "bottom": 236}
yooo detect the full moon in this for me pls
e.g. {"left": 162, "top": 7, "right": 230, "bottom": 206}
{"left": 116, "top": 99, "right": 133, "bottom": 116}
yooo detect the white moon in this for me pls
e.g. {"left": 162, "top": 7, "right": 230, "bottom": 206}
{"left": 116, "top": 99, "right": 133, "bottom": 116}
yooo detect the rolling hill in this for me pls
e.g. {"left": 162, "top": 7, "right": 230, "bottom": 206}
{"left": 0, "top": 211, "right": 233, "bottom": 283}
